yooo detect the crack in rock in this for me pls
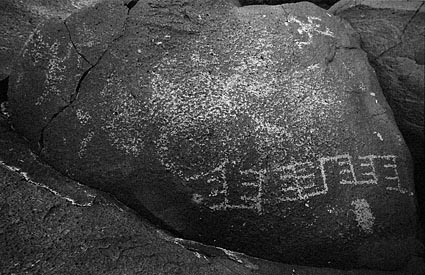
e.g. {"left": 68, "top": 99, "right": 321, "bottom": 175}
{"left": 325, "top": 45, "right": 360, "bottom": 67}
{"left": 376, "top": 2, "right": 424, "bottom": 59}
{"left": 64, "top": 21, "right": 93, "bottom": 66}
{"left": 125, "top": 0, "right": 139, "bottom": 14}
{"left": 37, "top": 0, "right": 138, "bottom": 151}
{"left": 38, "top": 48, "right": 107, "bottom": 151}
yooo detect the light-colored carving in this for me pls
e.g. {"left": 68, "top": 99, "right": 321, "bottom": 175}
{"left": 358, "top": 155, "right": 378, "bottom": 184}
{"left": 277, "top": 161, "right": 327, "bottom": 202}
{"left": 319, "top": 154, "right": 358, "bottom": 185}
{"left": 288, "top": 16, "right": 335, "bottom": 49}
{"left": 204, "top": 153, "right": 412, "bottom": 214}
{"left": 351, "top": 199, "right": 375, "bottom": 234}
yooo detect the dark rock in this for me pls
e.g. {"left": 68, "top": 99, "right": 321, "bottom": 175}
{"left": 329, "top": 0, "right": 425, "bottom": 239}
{"left": 7, "top": 0, "right": 127, "bottom": 148}
{"left": 0, "top": 77, "right": 8, "bottom": 104}
{"left": 2, "top": 115, "right": 424, "bottom": 275}
{"left": 239, "top": 0, "right": 338, "bottom": 10}
{"left": 0, "top": 0, "right": 104, "bottom": 80}
{"left": 8, "top": 0, "right": 422, "bottom": 270}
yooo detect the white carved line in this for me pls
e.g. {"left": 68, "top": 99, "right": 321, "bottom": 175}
{"left": 288, "top": 15, "right": 335, "bottom": 49}
{"left": 206, "top": 152, "right": 413, "bottom": 214}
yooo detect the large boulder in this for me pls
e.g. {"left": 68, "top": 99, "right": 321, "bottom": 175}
{"left": 8, "top": 0, "right": 422, "bottom": 270}
{"left": 329, "top": 0, "right": 425, "bottom": 237}
{"left": 3, "top": 115, "right": 424, "bottom": 275}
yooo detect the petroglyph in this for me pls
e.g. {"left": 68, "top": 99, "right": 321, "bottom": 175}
{"left": 76, "top": 108, "right": 91, "bottom": 125}
{"left": 36, "top": 41, "right": 74, "bottom": 106}
{"left": 351, "top": 199, "right": 375, "bottom": 234}
{"left": 70, "top": 0, "right": 103, "bottom": 10}
{"left": 208, "top": 166, "right": 266, "bottom": 213}
{"left": 193, "top": 153, "right": 412, "bottom": 214}
{"left": 276, "top": 161, "right": 327, "bottom": 202}
{"left": 100, "top": 75, "right": 146, "bottom": 157}
{"left": 373, "top": 131, "right": 384, "bottom": 141}
{"left": 288, "top": 16, "right": 335, "bottom": 49}
{"left": 78, "top": 130, "right": 94, "bottom": 158}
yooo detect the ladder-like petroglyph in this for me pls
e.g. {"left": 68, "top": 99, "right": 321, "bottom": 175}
{"left": 192, "top": 153, "right": 413, "bottom": 214}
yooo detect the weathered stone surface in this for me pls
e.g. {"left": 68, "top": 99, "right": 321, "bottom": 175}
{"left": 330, "top": 0, "right": 424, "bottom": 160}
{"left": 1, "top": 117, "right": 248, "bottom": 275}
{"left": 8, "top": 0, "right": 422, "bottom": 269}
{"left": 7, "top": 0, "right": 127, "bottom": 147}
{"left": 0, "top": 0, "right": 104, "bottom": 80}
{"left": 4, "top": 115, "right": 424, "bottom": 275}
{"left": 239, "top": 0, "right": 338, "bottom": 9}
{"left": 0, "top": 1, "right": 32, "bottom": 80}
{"left": 329, "top": 0, "right": 425, "bottom": 240}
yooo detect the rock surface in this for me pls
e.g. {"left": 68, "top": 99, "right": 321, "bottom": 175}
{"left": 2, "top": 114, "right": 424, "bottom": 275}
{"left": 8, "top": 0, "right": 422, "bottom": 270}
{"left": 0, "top": 0, "right": 103, "bottom": 80}
{"left": 239, "top": 0, "right": 338, "bottom": 9}
{"left": 330, "top": 0, "right": 425, "bottom": 237}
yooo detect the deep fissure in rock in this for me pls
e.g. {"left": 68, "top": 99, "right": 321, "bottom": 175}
{"left": 37, "top": 3, "right": 133, "bottom": 152}
{"left": 0, "top": 77, "right": 8, "bottom": 104}
{"left": 37, "top": 51, "right": 105, "bottom": 151}
{"left": 34, "top": 1, "right": 180, "bottom": 238}
{"left": 64, "top": 21, "right": 93, "bottom": 65}
{"left": 125, "top": 0, "right": 139, "bottom": 13}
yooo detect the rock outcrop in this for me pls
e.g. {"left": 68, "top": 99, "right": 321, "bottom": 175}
{"left": 7, "top": 0, "right": 422, "bottom": 270}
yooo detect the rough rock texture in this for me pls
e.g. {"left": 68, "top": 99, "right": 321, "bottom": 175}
{"left": 239, "top": 0, "right": 339, "bottom": 10}
{"left": 5, "top": 113, "right": 425, "bottom": 275}
{"left": 8, "top": 0, "right": 422, "bottom": 270}
{"left": 0, "top": 0, "right": 103, "bottom": 80}
{"left": 330, "top": 0, "right": 425, "bottom": 237}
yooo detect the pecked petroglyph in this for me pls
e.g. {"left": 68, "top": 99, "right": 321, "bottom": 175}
{"left": 287, "top": 15, "right": 335, "bottom": 49}
{"left": 351, "top": 199, "right": 375, "bottom": 234}
{"left": 191, "top": 153, "right": 413, "bottom": 214}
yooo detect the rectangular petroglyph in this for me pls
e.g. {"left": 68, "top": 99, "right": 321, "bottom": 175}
{"left": 203, "top": 153, "right": 412, "bottom": 214}
{"left": 209, "top": 168, "right": 265, "bottom": 213}
{"left": 275, "top": 161, "right": 327, "bottom": 202}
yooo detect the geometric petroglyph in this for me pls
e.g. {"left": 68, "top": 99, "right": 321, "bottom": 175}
{"left": 194, "top": 153, "right": 412, "bottom": 214}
